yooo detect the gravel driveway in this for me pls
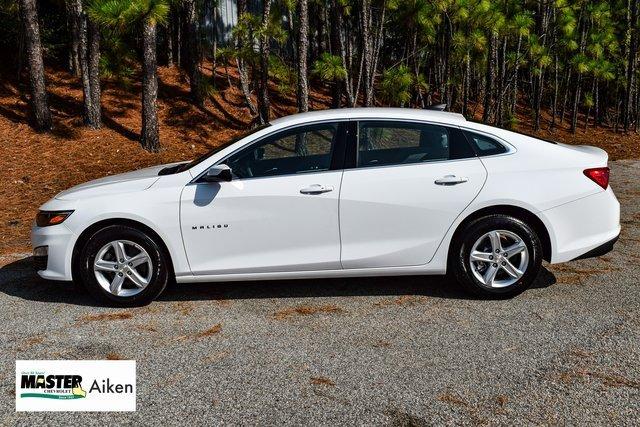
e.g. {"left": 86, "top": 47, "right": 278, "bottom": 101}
{"left": 1, "top": 160, "right": 639, "bottom": 426}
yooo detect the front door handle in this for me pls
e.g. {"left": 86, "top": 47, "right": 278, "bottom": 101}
{"left": 300, "top": 184, "right": 334, "bottom": 194}
{"left": 434, "top": 175, "right": 468, "bottom": 186}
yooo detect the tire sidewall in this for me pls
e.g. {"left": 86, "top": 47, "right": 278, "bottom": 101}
{"left": 79, "top": 225, "right": 168, "bottom": 306}
{"left": 454, "top": 215, "right": 542, "bottom": 297}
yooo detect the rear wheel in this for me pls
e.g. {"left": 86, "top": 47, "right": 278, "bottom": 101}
{"left": 78, "top": 225, "right": 169, "bottom": 306}
{"left": 451, "top": 214, "right": 542, "bottom": 298}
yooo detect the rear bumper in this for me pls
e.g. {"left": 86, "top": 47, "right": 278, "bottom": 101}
{"left": 542, "top": 186, "right": 621, "bottom": 263}
{"left": 572, "top": 235, "right": 619, "bottom": 261}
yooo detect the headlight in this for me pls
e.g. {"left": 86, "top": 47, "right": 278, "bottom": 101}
{"left": 35, "top": 210, "right": 74, "bottom": 227}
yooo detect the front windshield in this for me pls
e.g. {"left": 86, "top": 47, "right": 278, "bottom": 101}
{"left": 176, "top": 123, "right": 271, "bottom": 173}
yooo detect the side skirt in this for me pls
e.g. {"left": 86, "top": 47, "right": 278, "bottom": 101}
{"left": 176, "top": 265, "right": 447, "bottom": 284}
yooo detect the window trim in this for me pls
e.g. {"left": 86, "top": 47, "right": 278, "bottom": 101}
{"left": 349, "top": 119, "right": 480, "bottom": 170}
{"left": 190, "top": 119, "right": 349, "bottom": 183}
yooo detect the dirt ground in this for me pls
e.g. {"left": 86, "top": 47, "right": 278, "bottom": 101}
{"left": 1, "top": 64, "right": 639, "bottom": 254}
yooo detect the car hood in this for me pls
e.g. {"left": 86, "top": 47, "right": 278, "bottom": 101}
{"left": 55, "top": 163, "right": 180, "bottom": 201}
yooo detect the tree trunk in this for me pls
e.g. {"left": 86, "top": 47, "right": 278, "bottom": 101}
{"left": 141, "top": 19, "right": 160, "bottom": 152}
{"left": 510, "top": 34, "right": 522, "bottom": 117}
{"left": 624, "top": 0, "right": 639, "bottom": 131}
{"left": 571, "top": 76, "right": 582, "bottom": 133}
{"left": 462, "top": 53, "right": 470, "bottom": 117}
{"left": 167, "top": 12, "right": 174, "bottom": 67}
{"left": 534, "top": 69, "right": 544, "bottom": 131}
{"left": 87, "top": 19, "right": 101, "bottom": 128}
{"left": 482, "top": 32, "right": 497, "bottom": 124}
{"left": 175, "top": 7, "right": 182, "bottom": 66}
{"left": 495, "top": 37, "right": 506, "bottom": 126}
{"left": 258, "top": 0, "right": 272, "bottom": 124}
{"left": 235, "top": 0, "right": 257, "bottom": 116}
{"left": 361, "top": 0, "right": 374, "bottom": 106}
{"left": 185, "top": 0, "right": 203, "bottom": 106}
{"left": 71, "top": 0, "right": 101, "bottom": 129}
{"left": 551, "top": 52, "right": 558, "bottom": 129}
{"left": 65, "top": 0, "right": 80, "bottom": 77}
{"left": 71, "top": 0, "right": 92, "bottom": 125}
{"left": 19, "top": 0, "right": 52, "bottom": 131}
{"left": 585, "top": 78, "right": 596, "bottom": 130}
{"left": 559, "top": 67, "right": 571, "bottom": 124}
{"left": 329, "top": 0, "right": 343, "bottom": 108}
{"left": 297, "top": 0, "right": 309, "bottom": 113}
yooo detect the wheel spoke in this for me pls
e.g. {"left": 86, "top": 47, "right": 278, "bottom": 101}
{"left": 503, "top": 241, "right": 526, "bottom": 258}
{"left": 112, "top": 241, "right": 126, "bottom": 262}
{"left": 488, "top": 231, "right": 503, "bottom": 253}
{"left": 94, "top": 259, "right": 116, "bottom": 272}
{"left": 127, "top": 270, "right": 149, "bottom": 288}
{"left": 109, "top": 274, "right": 125, "bottom": 295}
{"left": 470, "top": 250, "right": 493, "bottom": 263}
{"left": 501, "top": 259, "right": 523, "bottom": 279}
{"left": 128, "top": 253, "right": 150, "bottom": 268}
{"left": 483, "top": 264, "right": 499, "bottom": 286}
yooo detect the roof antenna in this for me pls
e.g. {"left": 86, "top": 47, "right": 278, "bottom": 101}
{"left": 425, "top": 104, "right": 447, "bottom": 111}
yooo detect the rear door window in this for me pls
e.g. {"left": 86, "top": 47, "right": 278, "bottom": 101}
{"left": 356, "top": 121, "right": 475, "bottom": 168}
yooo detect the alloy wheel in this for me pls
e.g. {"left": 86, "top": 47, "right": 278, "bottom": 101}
{"left": 93, "top": 240, "right": 153, "bottom": 297}
{"left": 468, "top": 229, "right": 529, "bottom": 289}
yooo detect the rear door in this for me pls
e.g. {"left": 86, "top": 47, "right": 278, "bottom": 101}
{"left": 339, "top": 120, "right": 487, "bottom": 269}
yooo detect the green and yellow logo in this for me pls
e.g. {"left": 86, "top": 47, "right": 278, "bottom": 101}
{"left": 20, "top": 374, "right": 87, "bottom": 400}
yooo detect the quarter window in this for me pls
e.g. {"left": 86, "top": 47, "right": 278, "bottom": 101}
{"left": 225, "top": 123, "right": 339, "bottom": 179}
{"left": 463, "top": 131, "right": 508, "bottom": 156}
{"left": 356, "top": 121, "right": 475, "bottom": 168}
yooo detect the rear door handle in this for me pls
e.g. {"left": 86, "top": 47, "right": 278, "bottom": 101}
{"left": 300, "top": 184, "right": 334, "bottom": 194}
{"left": 434, "top": 175, "right": 468, "bottom": 186}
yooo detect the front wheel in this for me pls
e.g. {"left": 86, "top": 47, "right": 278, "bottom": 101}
{"left": 78, "top": 225, "right": 170, "bottom": 306}
{"left": 450, "top": 214, "right": 542, "bottom": 298}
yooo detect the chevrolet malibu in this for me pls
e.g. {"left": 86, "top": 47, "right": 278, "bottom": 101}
{"left": 32, "top": 108, "right": 620, "bottom": 306}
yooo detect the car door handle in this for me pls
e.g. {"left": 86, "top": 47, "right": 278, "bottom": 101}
{"left": 434, "top": 175, "right": 469, "bottom": 186}
{"left": 300, "top": 184, "right": 334, "bottom": 194}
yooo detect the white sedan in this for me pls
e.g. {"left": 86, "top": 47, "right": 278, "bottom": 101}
{"left": 32, "top": 108, "right": 620, "bottom": 305}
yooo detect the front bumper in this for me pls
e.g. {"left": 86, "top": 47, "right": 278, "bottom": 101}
{"left": 31, "top": 222, "right": 75, "bottom": 281}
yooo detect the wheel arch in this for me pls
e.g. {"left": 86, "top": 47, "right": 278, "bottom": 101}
{"left": 71, "top": 218, "right": 176, "bottom": 282}
{"left": 448, "top": 205, "right": 552, "bottom": 263}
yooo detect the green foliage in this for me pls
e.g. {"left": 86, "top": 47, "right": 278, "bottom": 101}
{"left": 88, "top": 0, "right": 169, "bottom": 30}
{"left": 268, "top": 55, "right": 296, "bottom": 95}
{"left": 99, "top": 31, "right": 136, "bottom": 86}
{"left": 380, "top": 65, "right": 414, "bottom": 106}
{"left": 312, "top": 53, "right": 347, "bottom": 81}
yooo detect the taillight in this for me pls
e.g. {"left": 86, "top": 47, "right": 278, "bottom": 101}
{"left": 583, "top": 167, "right": 610, "bottom": 189}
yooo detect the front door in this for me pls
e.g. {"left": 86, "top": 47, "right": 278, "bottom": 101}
{"left": 181, "top": 122, "right": 345, "bottom": 275}
{"left": 339, "top": 120, "right": 487, "bottom": 269}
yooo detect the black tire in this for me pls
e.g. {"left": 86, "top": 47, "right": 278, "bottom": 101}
{"left": 450, "top": 214, "right": 542, "bottom": 298}
{"left": 77, "top": 225, "right": 169, "bottom": 306}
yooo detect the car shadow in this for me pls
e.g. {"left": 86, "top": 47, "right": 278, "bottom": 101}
{"left": 0, "top": 257, "right": 557, "bottom": 307}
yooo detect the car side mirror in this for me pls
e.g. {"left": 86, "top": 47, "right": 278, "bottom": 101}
{"left": 202, "top": 164, "right": 232, "bottom": 182}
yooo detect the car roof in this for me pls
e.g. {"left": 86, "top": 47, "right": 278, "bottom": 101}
{"left": 269, "top": 107, "right": 467, "bottom": 127}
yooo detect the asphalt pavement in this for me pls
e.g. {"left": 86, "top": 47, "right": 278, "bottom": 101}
{"left": 1, "top": 160, "right": 638, "bottom": 425}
